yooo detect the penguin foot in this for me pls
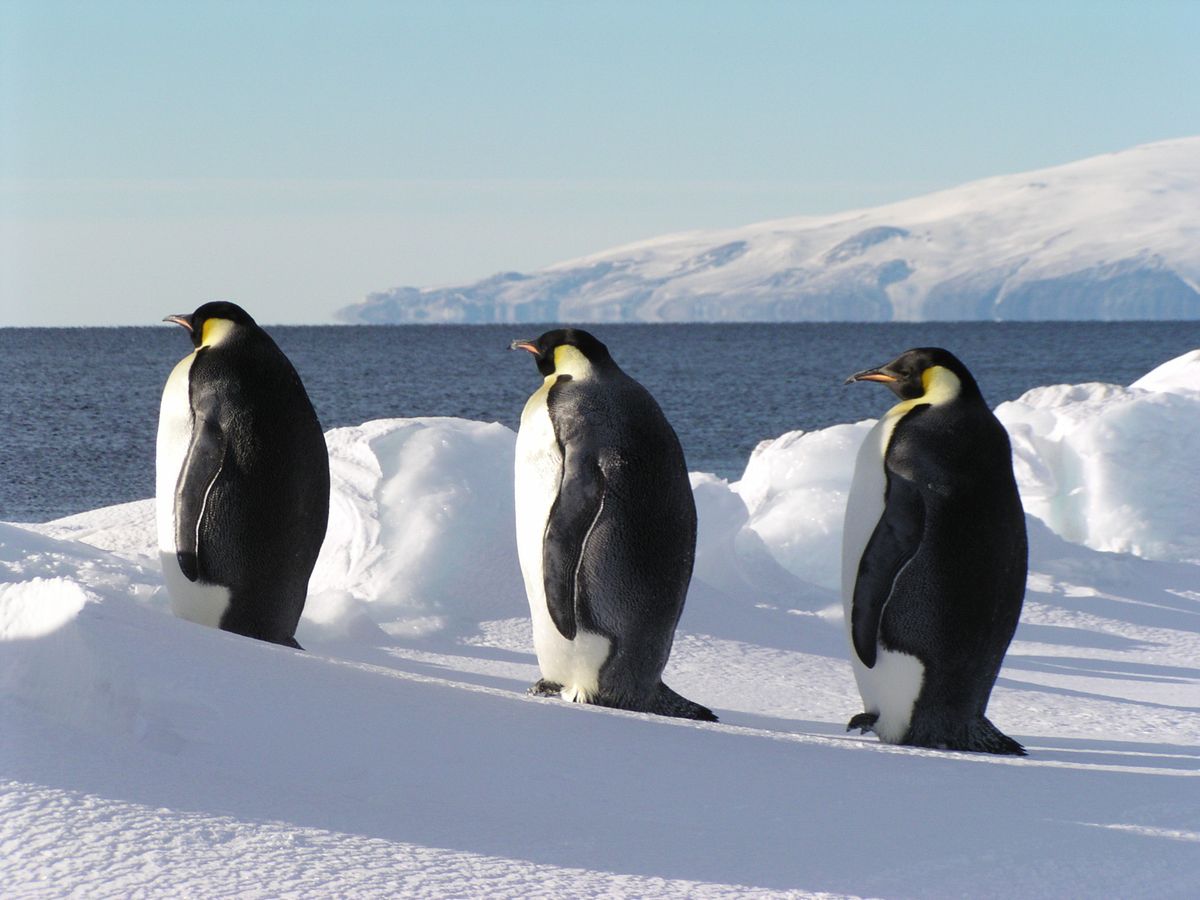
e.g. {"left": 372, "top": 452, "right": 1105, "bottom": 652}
{"left": 576, "top": 683, "right": 718, "bottom": 722}
{"left": 527, "top": 679, "right": 564, "bottom": 697}
{"left": 961, "top": 718, "right": 1027, "bottom": 756}
{"left": 650, "top": 683, "right": 718, "bottom": 722}
{"left": 219, "top": 623, "right": 303, "bottom": 650}
{"left": 903, "top": 715, "right": 1027, "bottom": 756}
{"left": 847, "top": 712, "right": 879, "bottom": 734}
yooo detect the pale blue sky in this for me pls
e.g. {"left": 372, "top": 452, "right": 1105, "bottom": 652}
{"left": 2, "top": 0, "right": 1198, "bottom": 325}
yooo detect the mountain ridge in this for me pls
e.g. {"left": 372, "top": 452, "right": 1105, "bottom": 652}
{"left": 339, "top": 137, "right": 1200, "bottom": 323}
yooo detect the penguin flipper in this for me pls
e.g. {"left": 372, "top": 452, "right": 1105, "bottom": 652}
{"left": 852, "top": 474, "right": 924, "bottom": 668}
{"left": 174, "top": 410, "right": 228, "bottom": 582}
{"left": 542, "top": 445, "right": 605, "bottom": 641}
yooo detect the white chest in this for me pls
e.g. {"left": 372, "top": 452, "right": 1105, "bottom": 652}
{"left": 841, "top": 407, "right": 924, "bottom": 741}
{"left": 513, "top": 379, "right": 610, "bottom": 700}
{"left": 155, "top": 352, "right": 230, "bottom": 628}
{"left": 156, "top": 353, "right": 196, "bottom": 555}
{"left": 841, "top": 414, "right": 895, "bottom": 603}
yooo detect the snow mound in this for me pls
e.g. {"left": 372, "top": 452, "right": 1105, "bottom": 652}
{"left": 0, "top": 577, "right": 90, "bottom": 640}
{"left": 3, "top": 352, "right": 1199, "bottom": 896}
{"left": 732, "top": 422, "right": 873, "bottom": 592}
{"left": 1130, "top": 348, "right": 1200, "bottom": 394}
{"left": 708, "top": 350, "right": 1200, "bottom": 576}
{"left": 998, "top": 350, "right": 1200, "bottom": 563}
{"left": 309, "top": 417, "right": 525, "bottom": 640}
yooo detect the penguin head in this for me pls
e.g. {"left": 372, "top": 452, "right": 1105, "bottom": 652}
{"left": 164, "top": 301, "right": 257, "bottom": 349}
{"left": 509, "top": 328, "right": 613, "bottom": 379}
{"left": 845, "top": 347, "right": 981, "bottom": 404}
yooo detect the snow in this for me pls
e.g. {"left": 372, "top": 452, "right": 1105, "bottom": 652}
{"left": 997, "top": 354, "right": 1200, "bottom": 564}
{"left": 4, "top": 353, "right": 1200, "bottom": 898}
{"left": 340, "top": 137, "right": 1200, "bottom": 323}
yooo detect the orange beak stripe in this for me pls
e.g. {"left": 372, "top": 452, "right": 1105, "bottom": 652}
{"left": 164, "top": 315, "right": 193, "bottom": 332}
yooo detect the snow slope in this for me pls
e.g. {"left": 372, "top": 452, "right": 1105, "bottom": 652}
{"left": 4, "top": 353, "right": 1199, "bottom": 897}
{"left": 340, "top": 137, "right": 1200, "bottom": 324}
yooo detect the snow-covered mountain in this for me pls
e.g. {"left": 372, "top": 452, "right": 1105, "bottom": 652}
{"left": 339, "top": 138, "right": 1200, "bottom": 323}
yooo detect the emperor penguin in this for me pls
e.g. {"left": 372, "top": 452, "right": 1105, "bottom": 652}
{"left": 156, "top": 301, "right": 330, "bottom": 649}
{"left": 510, "top": 328, "right": 716, "bottom": 722}
{"left": 841, "top": 347, "right": 1026, "bottom": 754}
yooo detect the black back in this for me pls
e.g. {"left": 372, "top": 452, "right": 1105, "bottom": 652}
{"left": 543, "top": 340, "right": 698, "bottom": 698}
{"left": 879, "top": 388, "right": 1026, "bottom": 722}
{"left": 183, "top": 320, "right": 330, "bottom": 645}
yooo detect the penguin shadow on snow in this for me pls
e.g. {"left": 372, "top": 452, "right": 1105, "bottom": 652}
{"left": 680, "top": 578, "right": 849, "bottom": 659}
{"left": 372, "top": 646, "right": 540, "bottom": 697}
{"left": 1004, "top": 653, "right": 1197, "bottom": 686}
{"left": 1024, "top": 518, "right": 1200, "bottom": 633}
{"left": 1011, "top": 622, "right": 1152, "bottom": 653}
{"left": 1014, "top": 733, "right": 1200, "bottom": 773}
{"left": 296, "top": 605, "right": 543, "bottom": 698}
{"left": 999, "top": 519, "right": 1200, "bottom": 695}
{"left": 994, "top": 665, "right": 1199, "bottom": 717}
{"left": 378, "top": 638, "right": 542, "bottom": 696}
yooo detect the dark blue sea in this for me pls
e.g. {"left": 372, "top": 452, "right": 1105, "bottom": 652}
{"left": 2, "top": 322, "right": 1198, "bottom": 523}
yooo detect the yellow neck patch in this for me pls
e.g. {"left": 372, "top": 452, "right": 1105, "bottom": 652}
{"left": 885, "top": 365, "right": 962, "bottom": 420}
{"left": 919, "top": 366, "right": 961, "bottom": 405}
{"left": 552, "top": 345, "right": 593, "bottom": 379}
{"left": 200, "top": 318, "right": 235, "bottom": 348}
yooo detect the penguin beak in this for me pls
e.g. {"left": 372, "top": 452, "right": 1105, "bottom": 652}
{"left": 164, "top": 314, "right": 194, "bottom": 332}
{"left": 510, "top": 340, "right": 540, "bottom": 356}
{"left": 845, "top": 366, "right": 897, "bottom": 385}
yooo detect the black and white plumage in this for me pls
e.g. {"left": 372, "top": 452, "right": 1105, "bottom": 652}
{"left": 842, "top": 347, "right": 1026, "bottom": 754}
{"left": 156, "top": 301, "right": 329, "bottom": 648}
{"left": 510, "top": 328, "right": 715, "bottom": 721}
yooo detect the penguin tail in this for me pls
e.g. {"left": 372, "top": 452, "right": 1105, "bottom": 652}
{"left": 653, "top": 683, "right": 718, "bottom": 722}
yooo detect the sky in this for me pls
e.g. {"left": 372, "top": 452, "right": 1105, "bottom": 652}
{"left": 2, "top": 0, "right": 1199, "bottom": 326}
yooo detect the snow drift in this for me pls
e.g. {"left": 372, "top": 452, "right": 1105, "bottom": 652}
{"left": 4, "top": 352, "right": 1199, "bottom": 897}
{"left": 339, "top": 137, "right": 1200, "bottom": 324}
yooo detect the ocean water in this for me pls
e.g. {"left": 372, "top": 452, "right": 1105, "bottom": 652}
{"left": 2, "top": 321, "right": 1198, "bottom": 523}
